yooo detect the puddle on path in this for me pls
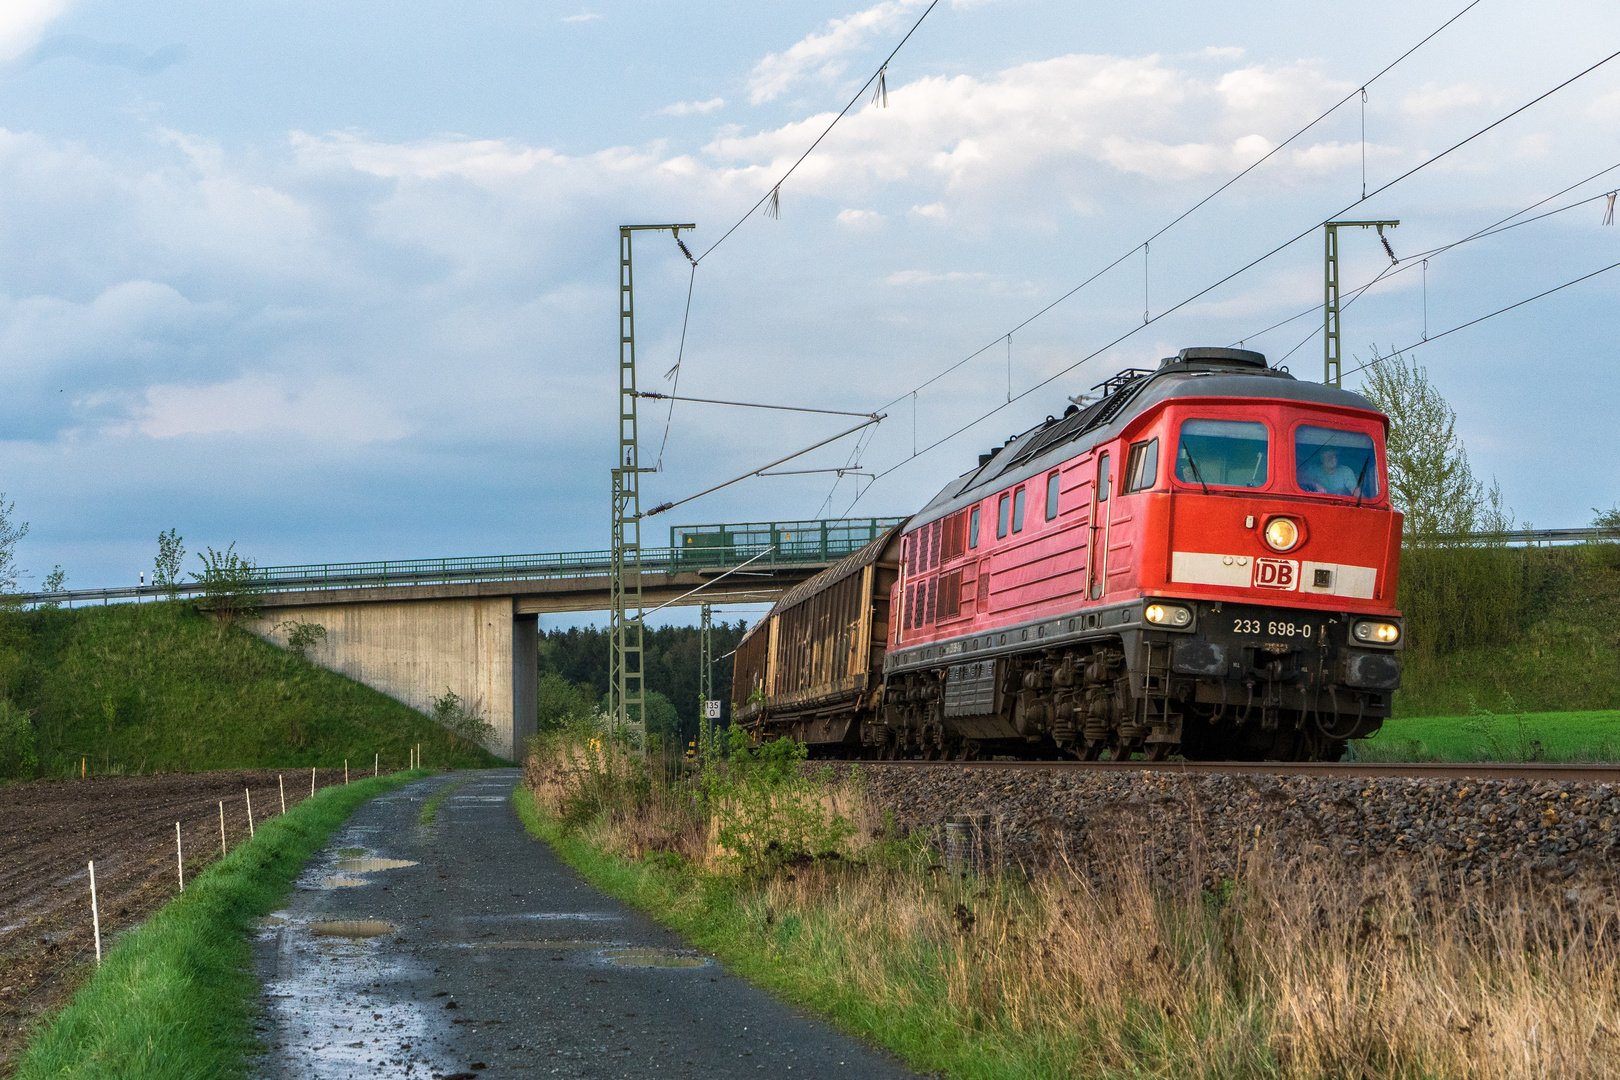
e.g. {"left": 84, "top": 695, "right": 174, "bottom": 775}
{"left": 601, "top": 947, "right": 708, "bottom": 968}
{"left": 449, "top": 939, "right": 613, "bottom": 950}
{"left": 309, "top": 920, "right": 397, "bottom": 939}
{"left": 335, "top": 857, "right": 419, "bottom": 873}
{"left": 320, "top": 876, "right": 369, "bottom": 888}
{"left": 480, "top": 912, "right": 622, "bottom": 921}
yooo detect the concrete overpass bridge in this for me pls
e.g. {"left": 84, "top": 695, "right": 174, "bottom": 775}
{"left": 14, "top": 518, "right": 904, "bottom": 759}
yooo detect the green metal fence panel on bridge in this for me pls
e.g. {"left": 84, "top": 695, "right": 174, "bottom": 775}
{"left": 668, "top": 517, "right": 905, "bottom": 570}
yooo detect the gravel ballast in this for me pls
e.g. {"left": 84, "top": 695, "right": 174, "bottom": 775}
{"left": 839, "top": 764, "right": 1620, "bottom": 886}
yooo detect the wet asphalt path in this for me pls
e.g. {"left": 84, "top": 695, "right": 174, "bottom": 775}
{"left": 252, "top": 769, "right": 925, "bottom": 1080}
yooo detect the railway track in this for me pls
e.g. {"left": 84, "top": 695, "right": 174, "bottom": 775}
{"left": 872, "top": 759, "right": 1620, "bottom": 782}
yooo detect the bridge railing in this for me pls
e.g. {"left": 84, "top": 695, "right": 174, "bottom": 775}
{"left": 8, "top": 517, "right": 907, "bottom": 607}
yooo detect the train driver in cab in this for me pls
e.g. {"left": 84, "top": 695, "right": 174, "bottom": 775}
{"left": 1300, "top": 446, "right": 1361, "bottom": 496}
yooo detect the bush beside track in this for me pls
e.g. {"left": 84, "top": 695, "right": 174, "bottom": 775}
{"left": 12, "top": 769, "right": 421, "bottom": 1080}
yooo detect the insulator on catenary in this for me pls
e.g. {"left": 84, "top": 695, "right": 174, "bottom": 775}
{"left": 1381, "top": 234, "right": 1398, "bottom": 264}
{"left": 675, "top": 237, "right": 696, "bottom": 263}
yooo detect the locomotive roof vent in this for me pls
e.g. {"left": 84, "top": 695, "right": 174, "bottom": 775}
{"left": 1161, "top": 346, "right": 1268, "bottom": 369}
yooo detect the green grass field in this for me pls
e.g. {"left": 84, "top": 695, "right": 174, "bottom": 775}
{"left": 1355, "top": 710, "right": 1620, "bottom": 762}
{"left": 0, "top": 601, "right": 503, "bottom": 779}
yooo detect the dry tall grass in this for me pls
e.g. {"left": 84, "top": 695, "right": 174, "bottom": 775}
{"left": 527, "top": 736, "right": 1620, "bottom": 1079}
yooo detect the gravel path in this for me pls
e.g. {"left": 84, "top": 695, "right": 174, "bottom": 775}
{"left": 845, "top": 764, "right": 1620, "bottom": 886}
{"left": 251, "top": 769, "right": 923, "bottom": 1080}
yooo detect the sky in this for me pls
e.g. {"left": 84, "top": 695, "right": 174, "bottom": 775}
{"left": 1, "top": 0, "right": 1618, "bottom": 628}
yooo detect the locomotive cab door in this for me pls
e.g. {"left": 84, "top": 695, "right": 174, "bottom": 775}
{"left": 1089, "top": 451, "right": 1110, "bottom": 599}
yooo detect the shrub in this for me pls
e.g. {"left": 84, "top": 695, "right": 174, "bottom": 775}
{"left": 0, "top": 698, "right": 38, "bottom": 780}
{"left": 275, "top": 619, "right": 328, "bottom": 659}
{"left": 699, "top": 729, "right": 860, "bottom": 873}
{"left": 431, "top": 686, "right": 495, "bottom": 749}
{"left": 191, "top": 543, "right": 262, "bottom": 624}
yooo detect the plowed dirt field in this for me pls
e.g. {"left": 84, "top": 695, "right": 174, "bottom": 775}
{"left": 0, "top": 769, "right": 368, "bottom": 1075}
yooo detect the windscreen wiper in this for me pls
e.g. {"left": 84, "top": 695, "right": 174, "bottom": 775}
{"left": 1354, "top": 457, "right": 1372, "bottom": 508}
{"left": 1181, "top": 448, "right": 1210, "bottom": 495}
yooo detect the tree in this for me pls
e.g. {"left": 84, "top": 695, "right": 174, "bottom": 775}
{"left": 191, "top": 543, "right": 263, "bottom": 623}
{"left": 155, "top": 529, "right": 186, "bottom": 600}
{"left": 1358, "top": 349, "right": 1512, "bottom": 540}
{"left": 0, "top": 495, "right": 28, "bottom": 595}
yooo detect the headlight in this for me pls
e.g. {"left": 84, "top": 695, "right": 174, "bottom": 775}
{"left": 1144, "top": 603, "right": 1193, "bottom": 627}
{"left": 1263, "top": 517, "right": 1300, "bottom": 551}
{"left": 1352, "top": 620, "right": 1401, "bottom": 645}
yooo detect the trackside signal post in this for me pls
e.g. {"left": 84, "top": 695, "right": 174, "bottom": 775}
{"left": 611, "top": 224, "right": 695, "bottom": 736}
{"left": 1323, "top": 219, "right": 1398, "bottom": 387}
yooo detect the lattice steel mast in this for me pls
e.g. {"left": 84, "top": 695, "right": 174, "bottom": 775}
{"left": 1323, "top": 219, "right": 1399, "bottom": 386}
{"left": 610, "top": 224, "right": 695, "bottom": 736}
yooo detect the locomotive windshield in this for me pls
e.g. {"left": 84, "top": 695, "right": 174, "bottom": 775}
{"left": 1175, "top": 419, "right": 1268, "bottom": 488}
{"left": 1295, "top": 425, "right": 1380, "bottom": 498}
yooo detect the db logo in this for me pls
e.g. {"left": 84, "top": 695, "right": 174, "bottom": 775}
{"left": 1253, "top": 558, "right": 1299, "bottom": 591}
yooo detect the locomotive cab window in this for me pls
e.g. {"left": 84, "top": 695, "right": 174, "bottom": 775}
{"left": 1045, "top": 471, "right": 1060, "bottom": 520}
{"left": 969, "top": 506, "right": 981, "bottom": 548}
{"left": 1176, "top": 419, "right": 1268, "bottom": 489}
{"left": 1096, "top": 453, "right": 1109, "bottom": 502}
{"left": 1123, "top": 438, "right": 1159, "bottom": 493}
{"left": 1012, "top": 487, "right": 1026, "bottom": 533}
{"left": 997, "top": 493, "right": 1010, "bottom": 538}
{"left": 1296, "top": 425, "right": 1380, "bottom": 498}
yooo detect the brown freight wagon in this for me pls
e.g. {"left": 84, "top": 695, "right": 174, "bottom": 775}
{"left": 731, "top": 521, "right": 906, "bottom": 750}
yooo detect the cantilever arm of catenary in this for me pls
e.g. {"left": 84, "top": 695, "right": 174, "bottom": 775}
{"left": 642, "top": 546, "right": 779, "bottom": 616}
{"left": 638, "top": 392, "right": 879, "bottom": 420}
{"left": 641, "top": 415, "right": 883, "bottom": 518}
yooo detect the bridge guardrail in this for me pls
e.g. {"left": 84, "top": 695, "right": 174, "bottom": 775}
{"left": 8, "top": 526, "right": 902, "bottom": 608}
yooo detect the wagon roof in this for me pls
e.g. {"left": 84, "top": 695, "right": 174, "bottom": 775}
{"left": 760, "top": 519, "right": 908, "bottom": 620}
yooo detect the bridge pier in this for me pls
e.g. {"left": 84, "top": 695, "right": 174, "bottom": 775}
{"left": 246, "top": 598, "right": 538, "bottom": 760}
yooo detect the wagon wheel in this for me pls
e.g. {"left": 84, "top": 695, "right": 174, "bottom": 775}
{"left": 1143, "top": 742, "right": 1172, "bottom": 763}
{"left": 1107, "top": 741, "right": 1135, "bottom": 762}
{"left": 1077, "top": 741, "right": 1104, "bottom": 761}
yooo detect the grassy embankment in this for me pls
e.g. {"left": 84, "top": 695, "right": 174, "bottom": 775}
{"left": 0, "top": 601, "right": 504, "bottom": 780}
{"left": 14, "top": 768, "right": 423, "bottom": 1079}
{"left": 521, "top": 732, "right": 1620, "bottom": 1080}
{"left": 1346, "top": 540, "right": 1620, "bottom": 759}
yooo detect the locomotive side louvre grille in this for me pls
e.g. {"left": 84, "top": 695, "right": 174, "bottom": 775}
{"left": 904, "top": 583, "right": 916, "bottom": 630}
{"left": 925, "top": 576, "right": 938, "bottom": 624}
{"left": 1007, "top": 373, "right": 1152, "bottom": 468}
{"left": 977, "top": 560, "right": 991, "bottom": 606}
{"left": 943, "top": 661, "right": 997, "bottom": 717}
{"left": 941, "top": 570, "right": 962, "bottom": 619}
{"left": 913, "top": 580, "right": 926, "bottom": 629}
{"left": 928, "top": 519, "right": 942, "bottom": 571}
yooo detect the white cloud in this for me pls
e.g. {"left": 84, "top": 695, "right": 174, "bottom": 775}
{"left": 884, "top": 269, "right": 987, "bottom": 285}
{"left": 1401, "top": 81, "right": 1490, "bottom": 116}
{"left": 1587, "top": 89, "right": 1620, "bottom": 121}
{"left": 660, "top": 97, "right": 725, "bottom": 117}
{"left": 910, "top": 202, "right": 947, "bottom": 220}
{"left": 0, "top": 0, "right": 71, "bottom": 63}
{"left": 1200, "top": 46, "right": 1245, "bottom": 60}
{"left": 128, "top": 373, "right": 412, "bottom": 443}
{"left": 836, "top": 207, "right": 885, "bottom": 227}
{"left": 560, "top": 11, "right": 599, "bottom": 23}
{"left": 746, "top": 0, "right": 925, "bottom": 104}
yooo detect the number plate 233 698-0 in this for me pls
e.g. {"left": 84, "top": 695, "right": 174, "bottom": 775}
{"left": 1231, "top": 617, "right": 1314, "bottom": 639}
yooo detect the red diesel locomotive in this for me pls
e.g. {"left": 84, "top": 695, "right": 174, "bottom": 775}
{"left": 732, "top": 347, "right": 1404, "bottom": 761}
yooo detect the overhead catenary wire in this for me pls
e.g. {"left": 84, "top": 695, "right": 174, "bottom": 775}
{"left": 854, "top": 45, "right": 1620, "bottom": 490}
{"left": 1339, "top": 259, "right": 1620, "bottom": 382}
{"left": 872, "top": 0, "right": 1488, "bottom": 416}
{"left": 643, "top": 414, "right": 884, "bottom": 518}
{"left": 693, "top": 0, "right": 942, "bottom": 265}
{"left": 638, "top": 391, "right": 878, "bottom": 419}
{"left": 1230, "top": 163, "right": 1620, "bottom": 352}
